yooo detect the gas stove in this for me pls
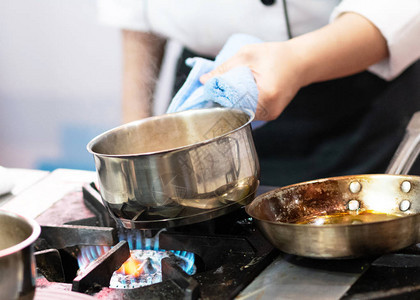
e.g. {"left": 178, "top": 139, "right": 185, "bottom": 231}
{"left": 32, "top": 182, "right": 278, "bottom": 299}
{"left": 1, "top": 168, "right": 420, "bottom": 299}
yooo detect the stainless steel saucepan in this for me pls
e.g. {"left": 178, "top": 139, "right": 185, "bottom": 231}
{"left": 87, "top": 108, "right": 259, "bottom": 229}
{"left": 246, "top": 111, "right": 420, "bottom": 259}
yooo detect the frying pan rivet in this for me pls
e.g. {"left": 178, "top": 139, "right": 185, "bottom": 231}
{"left": 349, "top": 181, "right": 361, "bottom": 194}
{"left": 401, "top": 181, "right": 411, "bottom": 193}
{"left": 347, "top": 200, "right": 360, "bottom": 211}
{"left": 399, "top": 200, "right": 411, "bottom": 212}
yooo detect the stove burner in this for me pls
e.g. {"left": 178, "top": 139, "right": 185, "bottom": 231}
{"left": 110, "top": 250, "right": 166, "bottom": 288}
{"left": 33, "top": 184, "right": 279, "bottom": 299}
{"left": 77, "top": 225, "right": 196, "bottom": 289}
{"left": 109, "top": 249, "right": 195, "bottom": 289}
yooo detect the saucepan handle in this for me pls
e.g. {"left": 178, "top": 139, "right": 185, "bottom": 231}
{"left": 386, "top": 111, "right": 420, "bottom": 175}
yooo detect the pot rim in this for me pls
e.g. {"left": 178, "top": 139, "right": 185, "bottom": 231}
{"left": 86, "top": 107, "right": 255, "bottom": 158}
{"left": 0, "top": 209, "right": 41, "bottom": 257}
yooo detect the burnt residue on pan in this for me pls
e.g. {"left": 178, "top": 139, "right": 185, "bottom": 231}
{"left": 249, "top": 179, "right": 350, "bottom": 223}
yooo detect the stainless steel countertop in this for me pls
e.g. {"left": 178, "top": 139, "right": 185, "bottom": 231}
{"left": 237, "top": 254, "right": 366, "bottom": 300}
{"left": 0, "top": 168, "right": 96, "bottom": 219}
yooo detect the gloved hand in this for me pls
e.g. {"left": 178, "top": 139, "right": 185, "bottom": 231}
{"left": 166, "top": 34, "right": 266, "bottom": 129}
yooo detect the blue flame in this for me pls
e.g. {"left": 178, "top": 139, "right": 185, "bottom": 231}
{"left": 118, "top": 228, "right": 161, "bottom": 251}
{"left": 172, "top": 251, "right": 195, "bottom": 275}
{"left": 77, "top": 229, "right": 195, "bottom": 277}
{"left": 117, "top": 228, "right": 195, "bottom": 274}
{"left": 77, "top": 245, "right": 111, "bottom": 270}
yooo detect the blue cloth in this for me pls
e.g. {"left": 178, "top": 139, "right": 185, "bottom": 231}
{"left": 166, "top": 33, "right": 266, "bottom": 129}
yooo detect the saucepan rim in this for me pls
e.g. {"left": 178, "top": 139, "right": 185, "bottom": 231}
{"left": 87, "top": 107, "right": 255, "bottom": 158}
{"left": 0, "top": 209, "right": 41, "bottom": 257}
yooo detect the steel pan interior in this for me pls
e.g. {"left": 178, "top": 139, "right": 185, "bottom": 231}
{"left": 246, "top": 174, "right": 420, "bottom": 258}
{"left": 90, "top": 108, "right": 249, "bottom": 156}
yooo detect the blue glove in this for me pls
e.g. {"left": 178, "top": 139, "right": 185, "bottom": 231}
{"left": 166, "top": 33, "right": 266, "bottom": 129}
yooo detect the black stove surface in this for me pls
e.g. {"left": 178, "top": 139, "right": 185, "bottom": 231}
{"left": 34, "top": 184, "right": 279, "bottom": 299}
{"left": 33, "top": 184, "right": 420, "bottom": 299}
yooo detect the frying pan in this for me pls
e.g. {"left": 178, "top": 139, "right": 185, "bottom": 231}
{"left": 246, "top": 111, "right": 420, "bottom": 259}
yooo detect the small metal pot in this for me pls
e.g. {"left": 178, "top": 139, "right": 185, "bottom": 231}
{"left": 87, "top": 108, "right": 259, "bottom": 229}
{"left": 0, "top": 209, "right": 41, "bottom": 300}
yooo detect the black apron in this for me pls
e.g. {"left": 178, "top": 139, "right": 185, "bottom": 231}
{"left": 174, "top": 50, "right": 420, "bottom": 187}
{"left": 254, "top": 60, "right": 420, "bottom": 186}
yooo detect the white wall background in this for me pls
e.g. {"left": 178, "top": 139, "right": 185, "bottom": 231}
{"left": 0, "top": 0, "right": 178, "bottom": 171}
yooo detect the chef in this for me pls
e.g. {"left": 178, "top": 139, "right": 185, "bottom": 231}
{"left": 97, "top": 0, "right": 420, "bottom": 186}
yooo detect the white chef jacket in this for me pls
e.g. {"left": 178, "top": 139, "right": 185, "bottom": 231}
{"left": 97, "top": 0, "right": 420, "bottom": 80}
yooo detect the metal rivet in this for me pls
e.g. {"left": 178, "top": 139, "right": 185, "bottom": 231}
{"left": 399, "top": 200, "right": 411, "bottom": 212}
{"left": 348, "top": 200, "right": 360, "bottom": 211}
{"left": 349, "top": 181, "right": 362, "bottom": 194}
{"left": 401, "top": 181, "right": 412, "bottom": 193}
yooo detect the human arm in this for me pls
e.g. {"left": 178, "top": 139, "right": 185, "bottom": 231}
{"left": 122, "top": 30, "right": 166, "bottom": 123}
{"left": 200, "top": 12, "right": 388, "bottom": 121}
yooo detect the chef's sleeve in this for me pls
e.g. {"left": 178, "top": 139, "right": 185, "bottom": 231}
{"left": 96, "top": 0, "right": 150, "bottom": 31}
{"left": 330, "top": 0, "right": 420, "bottom": 81}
